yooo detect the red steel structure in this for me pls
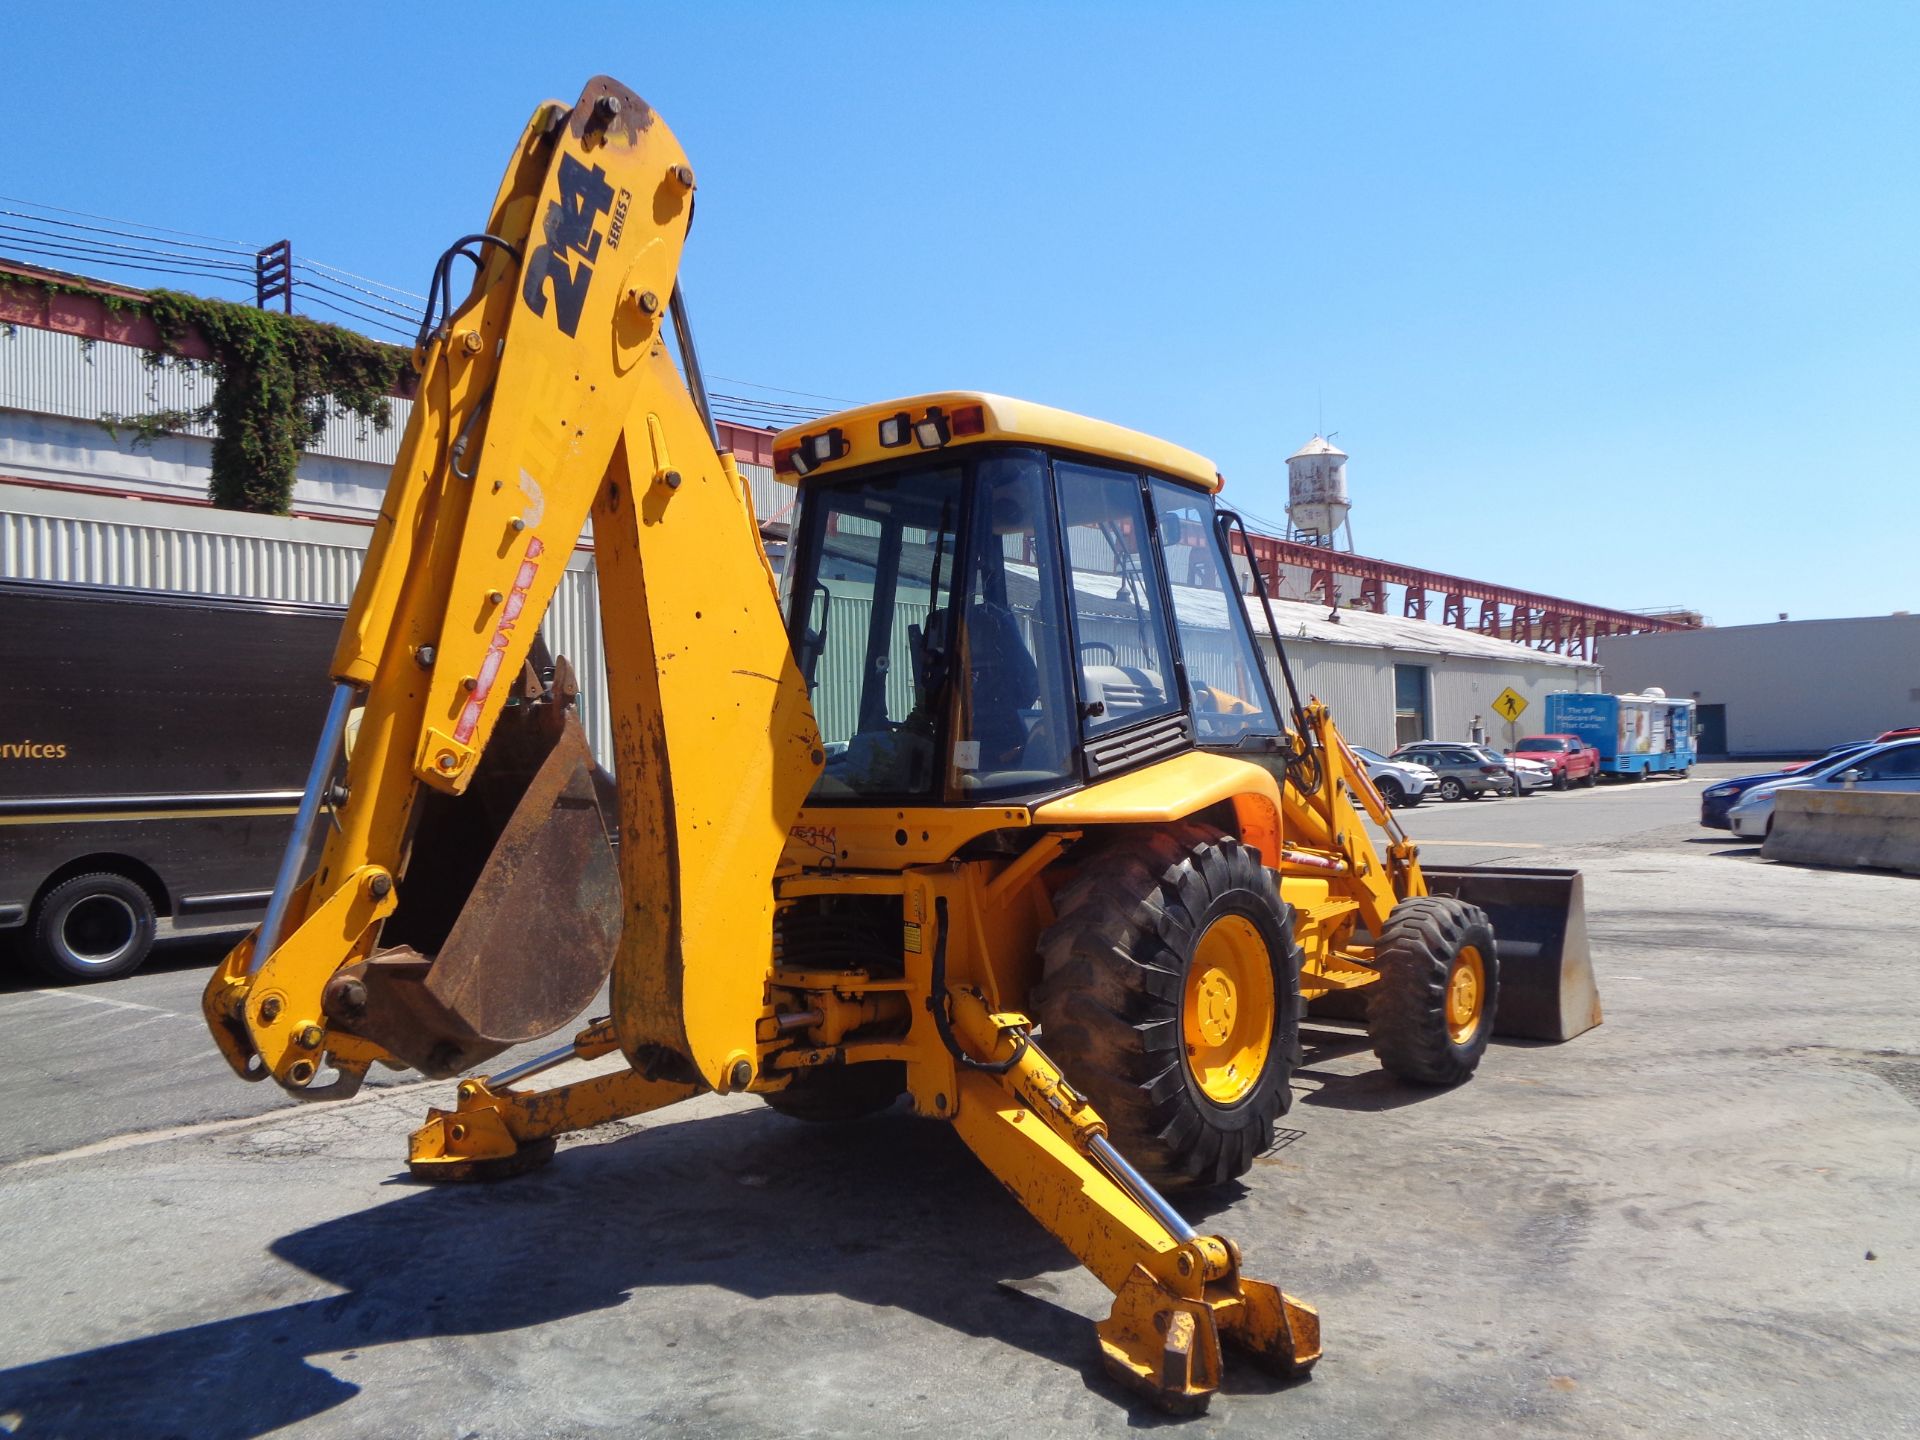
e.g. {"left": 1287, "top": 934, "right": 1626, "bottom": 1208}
{"left": 1231, "top": 530, "right": 1698, "bottom": 659}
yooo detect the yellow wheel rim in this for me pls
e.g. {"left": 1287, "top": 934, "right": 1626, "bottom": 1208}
{"left": 1447, "top": 944, "right": 1486, "bottom": 1045}
{"left": 1182, "top": 915, "right": 1275, "bottom": 1105}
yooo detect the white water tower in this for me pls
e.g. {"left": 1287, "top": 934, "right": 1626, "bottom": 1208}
{"left": 1286, "top": 434, "right": 1352, "bottom": 550}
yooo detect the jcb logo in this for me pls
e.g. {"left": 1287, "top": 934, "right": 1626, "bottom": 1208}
{"left": 523, "top": 155, "right": 615, "bottom": 337}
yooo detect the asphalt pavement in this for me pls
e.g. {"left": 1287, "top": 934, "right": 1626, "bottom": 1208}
{"left": 1, "top": 769, "right": 1916, "bottom": 1439}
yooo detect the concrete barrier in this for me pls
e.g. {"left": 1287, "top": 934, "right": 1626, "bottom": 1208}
{"left": 1763, "top": 790, "right": 1920, "bottom": 876}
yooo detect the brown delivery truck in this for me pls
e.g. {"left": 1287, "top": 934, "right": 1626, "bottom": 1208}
{"left": 0, "top": 579, "right": 341, "bottom": 981}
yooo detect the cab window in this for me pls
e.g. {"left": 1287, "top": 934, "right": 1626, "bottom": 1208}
{"left": 1148, "top": 478, "right": 1278, "bottom": 744}
{"left": 1054, "top": 461, "right": 1181, "bottom": 737}
{"left": 790, "top": 464, "right": 963, "bottom": 799}
{"left": 946, "top": 450, "right": 1077, "bottom": 798}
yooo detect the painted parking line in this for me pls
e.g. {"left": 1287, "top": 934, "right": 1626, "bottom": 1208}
{"left": 27, "top": 988, "right": 185, "bottom": 1018}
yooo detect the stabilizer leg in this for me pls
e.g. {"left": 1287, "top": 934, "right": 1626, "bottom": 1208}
{"left": 409, "top": 1018, "right": 699, "bottom": 1181}
{"left": 945, "top": 992, "right": 1319, "bottom": 1414}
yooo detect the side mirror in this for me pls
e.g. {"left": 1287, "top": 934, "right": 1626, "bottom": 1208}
{"left": 1838, "top": 768, "right": 1864, "bottom": 788}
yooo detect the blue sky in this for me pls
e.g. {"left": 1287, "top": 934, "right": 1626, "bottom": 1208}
{"left": 3, "top": 2, "right": 1914, "bottom": 625}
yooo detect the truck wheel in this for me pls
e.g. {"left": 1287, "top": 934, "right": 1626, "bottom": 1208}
{"left": 1439, "top": 777, "right": 1465, "bottom": 802}
{"left": 1035, "top": 824, "right": 1300, "bottom": 1190}
{"left": 761, "top": 1060, "right": 905, "bottom": 1123}
{"left": 1583, "top": 769, "right": 1598, "bottom": 788}
{"left": 28, "top": 872, "right": 158, "bottom": 983}
{"left": 1375, "top": 777, "right": 1405, "bottom": 808}
{"left": 1553, "top": 770, "right": 1570, "bottom": 791}
{"left": 1366, "top": 897, "right": 1499, "bottom": 1087}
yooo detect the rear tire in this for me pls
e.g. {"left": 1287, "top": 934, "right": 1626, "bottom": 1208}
{"left": 760, "top": 1061, "right": 906, "bottom": 1123}
{"left": 28, "top": 872, "right": 158, "bottom": 983}
{"left": 1035, "top": 824, "right": 1300, "bottom": 1190}
{"left": 1366, "top": 897, "right": 1498, "bottom": 1087}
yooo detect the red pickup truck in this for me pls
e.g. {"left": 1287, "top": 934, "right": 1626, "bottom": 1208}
{"left": 1508, "top": 733, "right": 1601, "bottom": 789}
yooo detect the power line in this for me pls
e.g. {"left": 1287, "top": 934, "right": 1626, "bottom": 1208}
{"left": 706, "top": 372, "right": 862, "bottom": 406}
{"left": 296, "top": 255, "right": 428, "bottom": 304}
{"left": 0, "top": 222, "right": 254, "bottom": 274}
{"left": 297, "top": 291, "right": 415, "bottom": 343}
{"left": 0, "top": 238, "right": 257, "bottom": 291}
{"left": 0, "top": 206, "right": 255, "bottom": 259}
{"left": 0, "top": 194, "right": 256, "bottom": 250}
{"left": 294, "top": 275, "right": 425, "bottom": 326}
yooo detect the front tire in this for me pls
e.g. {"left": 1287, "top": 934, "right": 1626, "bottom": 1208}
{"left": 1035, "top": 824, "right": 1300, "bottom": 1190}
{"left": 1553, "top": 770, "right": 1570, "bottom": 791}
{"left": 1375, "top": 777, "right": 1405, "bottom": 809}
{"left": 1367, "top": 897, "right": 1499, "bottom": 1086}
{"left": 28, "top": 872, "right": 158, "bottom": 983}
{"left": 1439, "top": 777, "right": 1466, "bottom": 802}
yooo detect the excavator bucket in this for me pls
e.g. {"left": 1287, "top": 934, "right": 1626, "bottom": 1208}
{"left": 323, "top": 657, "right": 622, "bottom": 1077}
{"left": 1422, "top": 866, "right": 1602, "bottom": 1042}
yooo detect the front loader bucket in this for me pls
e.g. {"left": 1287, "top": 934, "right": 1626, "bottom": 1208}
{"left": 325, "top": 660, "right": 622, "bottom": 1077}
{"left": 1422, "top": 866, "right": 1602, "bottom": 1042}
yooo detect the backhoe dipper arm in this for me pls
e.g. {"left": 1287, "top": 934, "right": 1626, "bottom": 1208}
{"left": 204, "top": 76, "right": 821, "bottom": 1096}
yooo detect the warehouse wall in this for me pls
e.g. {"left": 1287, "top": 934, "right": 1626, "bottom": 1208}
{"left": 1600, "top": 616, "right": 1920, "bottom": 755}
{"left": 1262, "top": 638, "right": 1598, "bottom": 754}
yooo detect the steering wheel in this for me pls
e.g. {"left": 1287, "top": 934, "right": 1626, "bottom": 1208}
{"left": 1078, "top": 640, "right": 1117, "bottom": 663}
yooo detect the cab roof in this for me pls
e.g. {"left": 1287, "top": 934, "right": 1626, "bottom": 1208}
{"left": 773, "top": 391, "right": 1223, "bottom": 494}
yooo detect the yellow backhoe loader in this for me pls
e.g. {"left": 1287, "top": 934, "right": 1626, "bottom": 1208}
{"left": 201, "top": 76, "right": 1599, "bottom": 1414}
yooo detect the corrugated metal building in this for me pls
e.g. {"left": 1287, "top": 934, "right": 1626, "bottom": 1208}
{"left": 3, "top": 317, "right": 1601, "bottom": 765}
{"left": 1251, "top": 599, "right": 1598, "bottom": 753}
{"left": 1600, "top": 615, "right": 1920, "bottom": 756}
{"left": 0, "top": 483, "right": 618, "bottom": 764}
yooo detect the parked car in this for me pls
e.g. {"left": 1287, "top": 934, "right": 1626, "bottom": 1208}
{"left": 1701, "top": 741, "right": 1877, "bottom": 827}
{"left": 1781, "top": 739, "right": 1882, "bottom": 774}
{"left": 1504, "top": 752, "right": 1555, "bottom": 795}
{"left": 1350, "top": 746, "right": 1439, "bottom": 808}
{"left": 1727, "top": 738, "right": 1920, "bottom": 839}
{"left": 1507, "top": 733, "right": 1601, "bottom": 789}
{"left": 1390, "top": 742, "right": 1514, "bottom": 800}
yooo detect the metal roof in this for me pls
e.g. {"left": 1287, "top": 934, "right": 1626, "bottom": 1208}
{"left": 1286, "top": 434, "right": 1347, "bottom": 462}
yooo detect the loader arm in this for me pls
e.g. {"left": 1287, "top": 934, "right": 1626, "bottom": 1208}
{"left": 204, "top": 76, "right": 821, "bottom": 1097}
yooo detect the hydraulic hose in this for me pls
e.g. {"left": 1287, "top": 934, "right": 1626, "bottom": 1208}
{"left": 926, "top": 896, "right": 1027, "bottom": 1074}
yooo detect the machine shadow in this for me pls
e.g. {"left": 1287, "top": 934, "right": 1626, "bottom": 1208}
{"left": 1292, "top": 1024, "right": 1537, "bottom": 1112}
{"left": 0, "top": 1103, "right": 1305, "bottom": 1439}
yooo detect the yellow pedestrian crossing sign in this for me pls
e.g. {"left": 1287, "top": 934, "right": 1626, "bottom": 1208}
{"left": 1492, "top": 687, "right": 1529, "bottom": 723}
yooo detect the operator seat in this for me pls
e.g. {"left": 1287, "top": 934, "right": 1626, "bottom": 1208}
{"left": 967, "top": 600, "right": 1039, "bottom": 769}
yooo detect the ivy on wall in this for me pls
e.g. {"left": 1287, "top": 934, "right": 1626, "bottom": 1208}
{"left": 5, "top": 275, "right": 408, "bottom": 515}
{"left": 134, "top": 292, "right": 408, "bottom": 514}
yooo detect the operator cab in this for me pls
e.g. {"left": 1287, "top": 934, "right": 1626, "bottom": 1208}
{"left": 776, "top": 393, "right": 1281, "bottom": 806}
